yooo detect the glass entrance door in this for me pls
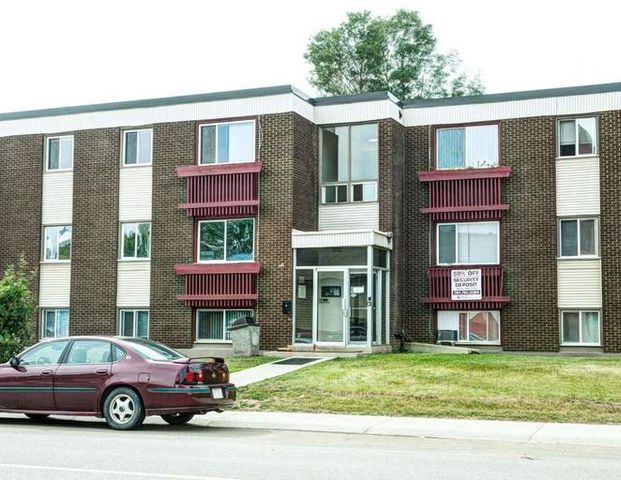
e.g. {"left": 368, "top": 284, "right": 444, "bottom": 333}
{"left": 316, "top": 270, "right": 346, "bottom": 343}
{"left": 348, "top": 271, "right": 367, "bottom": 343}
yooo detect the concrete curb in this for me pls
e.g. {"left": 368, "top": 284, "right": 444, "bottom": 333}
{"left": 198, "top": 411, "right": 621, "bottom": 448}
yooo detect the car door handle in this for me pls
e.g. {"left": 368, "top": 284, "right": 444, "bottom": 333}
{"left": 95, "top": 369, "right": 109, "bottom": 375}
{"left": 40, "top": 370, "right": 53, "bottom": 376}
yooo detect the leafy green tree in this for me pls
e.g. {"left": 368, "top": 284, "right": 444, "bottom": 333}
{"left": 0, "top": 257, "right": 35, "bottom": 362}
{"left": 305, "top": 10, "right": 484, "bottom": 99}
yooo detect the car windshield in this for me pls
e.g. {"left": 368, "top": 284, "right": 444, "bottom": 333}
{"left": 123, "top": 339, "right": 185, "bottom": 361}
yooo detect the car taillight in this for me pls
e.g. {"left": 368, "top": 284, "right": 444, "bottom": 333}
{"left": 180, "top": 366, "right": 204, "bottom": 385}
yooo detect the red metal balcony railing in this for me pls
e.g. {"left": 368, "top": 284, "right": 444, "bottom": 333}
{"left": 176, "top": 162, "right": 262, "bottom": 218}
{"left": 418, "top": 166, "right": 511, "bottom": 221}
{"left": 423, "top": 265, "right": 510, "bottom": 310}
{"left": 175, "top": 262, "right": 261, "bottom": 308}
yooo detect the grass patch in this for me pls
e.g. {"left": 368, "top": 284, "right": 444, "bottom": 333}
{"left": 236, "top": 353, "right": 621, "bottom": 424}
{"left": 225, "top": 356, "right": 279, "bottom": 373}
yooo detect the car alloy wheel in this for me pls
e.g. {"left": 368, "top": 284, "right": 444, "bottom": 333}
{"left": 103, "top": 387, "right": 145, "bottom": 430}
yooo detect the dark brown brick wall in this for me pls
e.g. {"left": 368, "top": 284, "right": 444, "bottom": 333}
{"left": 0, "top": 134, "right": 44, "bottom": 334}
{"left": 150, "top": 122, "right": 194, "bottom": 348}
{"left": 70, "top": 129, "right": 120, "bottom": 336}
{"left": 292, "top": 114, "right": 319, "bottom": 232}
{"left": 599, "top": 110, "right": 621, "bottom": 352}
{"left": 501, "top": 116, "right": 558, "bottom": 351}
{"left": 401, "top": 126, "right": 434, "bottom": 343}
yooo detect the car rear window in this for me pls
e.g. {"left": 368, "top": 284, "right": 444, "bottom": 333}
{"left": 123, "top": 339, "right": 184, "bottom": 361}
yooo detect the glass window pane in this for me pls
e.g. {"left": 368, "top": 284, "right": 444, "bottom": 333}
{"left": 559, "top": 120, "right": 576, "bottom": 156}
{"left": 56, "top": 309, "right": 69, "bottom": 337}
{"left": 324, "top": 186, "right": 336, "bottom": 203}
{"left": 580, "top": 219, "right": 596, "bottom": 256}
{"left": 373, "top": 248, "right": 387, "bottom": 268}
{"left": 136, "top": 223, "right": 150, "bottom": 258}
{"left": 468, "top": 311, "right": 488, "bottom": 342}
{"left": 437, "top": 129, "right": 465, "bottom": 169}
{"left": 197, "top": 311, "right": 224, "bottom": 340}
{"left": 121, "top": 311, "right": 134, "bottom": 336}
{"left": 438, "top": 224, "right": 456, "bottom": 264}
{"left": 353, "top": 183, "right": 363, "bottom": 202}
{"left": 296, "top": 247, "right": 367, "bottom": 267}
{"left": 561, "top": 220, "right": 578, "bottom": 257}
{"left": 351, "top": 124, "right": 378, "bottom": 181}
{"left": 137, "top": 130, "right": 152, "bottom": 164}
{"left": 123, "top": 223, "right": 137, "bottom": 258}
{"left": 58, "top": 226, "right": 71, "bottom": 260}
{"left": 44, "top": 311, "right": 56, "bottom": 337}
{"left": 60, "top": 137, "right": 73, "bottom": 169}
{"left": 582, "top": 312, "right": 600, "bottom": 344}
{"left": 488, "top": 311, "right": 500, "bottom": 342}
{"left": 562, "top": 312, "right": 580, "bottom": 343}
{"left": 200, "top": 126, "right": 216, "bottom": 164}
{"left": 20, "top": 341, "right": 69, "bottom": 365}
{"left": 136, "top": 311, "right": 149, "bottom": 338}
{"left": 66, "top": 340, "right": 111, "bottom": 364}
{"left": 226, "top": 310, "right": 252, "bottom": 340}
{"left": 336, "top": 185, "right": 348, "bottom": 202}
{"left": 125, "top": 132, "right": 137, "bottom": 165}
{"left": 45, "top": 227, "right": 58, "bottom": 261}
{"left": 199, "top": 222, "right": 225, "bottom": 261}
{"left": 48, "top": 138, "right": 60, "bottom": 170}
{"left": 227, "top": 122, "right": 254, "bottom": 163}
{"left": 321, "top": 127, "right": 349, "bottom": 183}
{"left": 577, "top": 118, "right": 596, "bottom": 155}
{"left": 217, "top": 124, "right": 230, "bottom": 162}
{"left": 458, "top": 312, "right": 468, "bottom": 341}
{"left": 363, "top": 183, "right": 377, "bottom": 201}
{"left": 465, "top": 125, "right": 498, "bottom": 168}
{"left": 459, "top": 223, "right": 498, "bottom": 264}
{"left": 226, "top": 219, "right": 254, "bottom": 261}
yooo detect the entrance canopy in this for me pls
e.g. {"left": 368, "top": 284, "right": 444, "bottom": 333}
{"left": 292, "top": 229, "right": 392, "bottom": 250}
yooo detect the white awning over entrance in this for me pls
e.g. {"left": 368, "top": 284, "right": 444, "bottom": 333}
{"left": 291, "top": 229, "right": 392, "bottom": 250}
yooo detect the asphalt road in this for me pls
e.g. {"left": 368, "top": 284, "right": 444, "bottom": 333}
{"left": 1, "top": 415, "right": 620, "bottom": 480}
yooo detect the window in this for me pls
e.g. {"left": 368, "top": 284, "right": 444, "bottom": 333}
{"left": 123, "top": 338, "right": 184, "bottom": 361}
{"left": 46, "top": 135, "right": 74, "bottom": 171}
{"left": 558, "top": 117, "right": 597, "bottom": 157}
{"left": 123, "top": 129, "right": 152, "bottom": 166}
{"left": 561, "top": 311, "right": 600, "bottom": 345}
{"left": 438, "top": 311, "right": 500, "bottom": 344}
{"left": 199, "top": 120, "right": 255, "bottom": 165}
{"left": 321, "top": 124, "right": 378, "bottom": 204}
{"left": 41, "top": 309, "right": 70, "bottom": 338}
{"left": 437, "top": 222, "right": 499, "bottom": 265}
{"left": 20, "top": 340, "right": 69, "bottom": 365}
{"left": 121, "top": 222, "right": 151, "bottom": 259}
{"left": 119, "top": 310, "right": 149, "bottom": 338}
{"left": 66, "top": 340, "right": 112, "bottom": 364}
{"left": 196, "top": 310, "right": 253, "bottom": 341}
{"left": 43, "top": 225, "right": 72, "bottom": 261}
{"left": 112, "top": 345, "right": 127, "bottom": 362}
{"left": 436, "top": 125, "right": 498, "bottom": 170}
{"left": 198, "top": 219, "right": 254, "bottom": 262}
{"left": 559, "top": 218, "right": 597, "bottom": 257}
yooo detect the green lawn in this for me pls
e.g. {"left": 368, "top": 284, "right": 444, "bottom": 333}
{"left": 235, "top": 353, "right": 621, "bottom": 424}
{"left": 226, "top": 356, "right": 279, "bottom": 373}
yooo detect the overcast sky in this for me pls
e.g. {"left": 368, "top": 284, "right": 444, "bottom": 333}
{"left": 1, "top": 0, "right": 619, "bottom": 112}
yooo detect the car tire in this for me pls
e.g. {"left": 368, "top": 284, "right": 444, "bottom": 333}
{"left": 161, "top": 413, "right": 195, "bottom": 426}
{"left": 25, "top": 414, "right": 50, "bottom": 421}
{"left": 103, "top": 387, "right": 145, "bottom": 430}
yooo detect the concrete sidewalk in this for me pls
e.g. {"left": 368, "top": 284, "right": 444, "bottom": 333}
{"left": 230, "top": 357, "right": 332, "bottom": 387}
{"left": 197, "top": 410, "right": 621, "bottom": 448}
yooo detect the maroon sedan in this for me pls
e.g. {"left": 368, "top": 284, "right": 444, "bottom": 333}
{"left": 0, "top": 336, "right": 236, "bottom": 430}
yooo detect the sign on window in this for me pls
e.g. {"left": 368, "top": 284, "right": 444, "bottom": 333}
{"left": 451, "top": 269, "right": 482, "bottom": 300}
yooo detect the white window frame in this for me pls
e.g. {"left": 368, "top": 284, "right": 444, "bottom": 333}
{"left": 436, "top": 221, "right": 500, "bottom": 266}
{"left": 45, "top": 135, "right": 74, "bottom": 172}
{"left": 556, "top": 117, "right": 598, "bottom": 159}
{"left": 120, "top": 222, "right": 151, "bottom": 260}
{"left": 40, "top": 308, "right": 70, "bottom": 339}
{"left": 321, "top": 183, "right": 348, "bottom": 204}
{"left": 197, "top": 120, "right": 256, "bottom": 165}
{"left": 118, "top": 309, "right": 150, "bottom": 338}
{"left": 42, "top": 225, "right": 72, "bottom": 262}
{"left": 560, "top": 310, "right": 601, "bottom": 346}
{"left": 558, "top": 217, "right": 599, "bottom": 259}
{"left": 122, "top": 129, "right": 153, "bottom": 167}
{"left": 435, "top": 124, "right": 499, "bottom": 170}
{"left": 319, "top": 124, "right": 379, "bottom": 205}
{"left": 197, "top": 218, "right": 255, "bottom": 263}
{"left": 195, "top": 309, "right": 254, "bottom": 343}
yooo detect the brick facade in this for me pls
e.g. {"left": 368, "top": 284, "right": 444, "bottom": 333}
{"left": 69, "top": 128, "right": 120, "bottom": 336}
{"left": 0, "top": 134, "right": 44, "bottom": 333}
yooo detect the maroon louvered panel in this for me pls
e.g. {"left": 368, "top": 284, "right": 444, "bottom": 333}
{"left": 423, "top": 266, "right": 510, "bottom": 310}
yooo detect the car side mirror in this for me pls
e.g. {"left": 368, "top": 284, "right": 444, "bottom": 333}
{"left": 9, "top": 356, "right": 20, "bottom": 368}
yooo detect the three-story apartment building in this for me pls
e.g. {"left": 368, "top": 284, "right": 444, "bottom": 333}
{"left": 1, "top": 82, "right": 620, "bottom": 354}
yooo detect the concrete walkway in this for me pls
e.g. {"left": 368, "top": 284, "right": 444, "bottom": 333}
{"left": 230, "top": 356, "right": 332, "bottom": 387}
{"left": 197, "top": 411, "right": 621, "bottom": 448}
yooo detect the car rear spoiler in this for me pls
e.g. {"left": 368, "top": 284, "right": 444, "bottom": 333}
{"left": 173, "top": 356, "right": 225, "bottom": 364}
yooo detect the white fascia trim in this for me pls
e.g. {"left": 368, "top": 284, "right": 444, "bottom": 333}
{"left": 314, "top": 99, "right": 401, "bottom": 125}
{"left": 403, "top": 91, "right": 621, "bottom": 126}
{"left": 291, "top": 229, "right": 392, "bottom": 250}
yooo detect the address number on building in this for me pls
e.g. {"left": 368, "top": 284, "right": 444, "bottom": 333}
{"left": 451, "top": 269, "right": 482, "bottom": 301}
